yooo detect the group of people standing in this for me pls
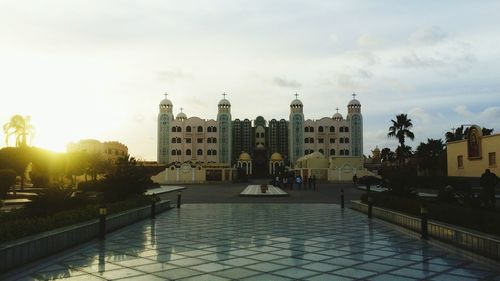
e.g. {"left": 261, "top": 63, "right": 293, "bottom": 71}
{"left": 272, "top": 173, "right": 317, "bottom": 190}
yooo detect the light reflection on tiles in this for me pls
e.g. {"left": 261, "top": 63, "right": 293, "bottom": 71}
{"left": 3, "top": 204, "right": 500, "bottom": 280}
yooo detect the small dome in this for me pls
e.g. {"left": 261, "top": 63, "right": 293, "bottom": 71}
{"left": 218, "top": 98, "right": 231, "bottom": 106}
{"left": 239, "top": 152, "right": 251, "bottom": 161}
{"left": 176, "top": 112, "right": 187, "bottom": 120}
{"left": 348, "top": 98, "right": 361, "bottom": 107}
{"left": 333, "top": 112, "right": 343, "bottom": 120}
{"left": 270, "top": 152, "right": 283, "bottom": 161}
{"left": 290, "top": 99, "right": 303, "bottom": 107}
{"left": 373, "top": 146, "right": 380, "bottom": 153}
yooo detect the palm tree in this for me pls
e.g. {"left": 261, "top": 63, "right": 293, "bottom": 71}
{"left": 416, "top": 139, "right": 445, "bottom": 176}
{"left": 445, "top": 125, "right": 465, "bottom": 142}
{"left": 387, "top": 114, "right": 415, "bottom": 166}
{"left": 3, "top": 115, "right": 35, "bottom": 147}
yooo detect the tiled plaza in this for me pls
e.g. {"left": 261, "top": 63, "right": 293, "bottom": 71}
{"left": 4, "top": 204, "right": 500, "bottom": 280}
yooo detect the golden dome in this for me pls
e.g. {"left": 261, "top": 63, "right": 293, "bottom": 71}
{"left": 270, "top": 152, "right": 283, "bottom": 161}
{"left": 239, "top": 152, "right": 251, "bottom": 161}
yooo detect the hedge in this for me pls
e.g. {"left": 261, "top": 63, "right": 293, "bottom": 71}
{"left": 0, "top": 195, "right": 151, "bottom": 243}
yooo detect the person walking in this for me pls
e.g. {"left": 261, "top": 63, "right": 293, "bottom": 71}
{"left": 308, "top": 176, "right": 313, "bottom": 190}
{"left": 296, "top": 175, "right": 303, "bottom": 190}
{"left": 312, "top": 175, "right": 316, "bottom": 191}
{"left": 480, "top": 169, "right": 498, "bottom": 207}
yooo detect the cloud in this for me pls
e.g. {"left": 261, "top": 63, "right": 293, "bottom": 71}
{"left": 409, "top": 26, "right": 447, "bottom": 45}
{"left": 454, "top": 105, "right": 473, "bottom": 118}
{"left": 272, "top": 77, "right": 302, "bottom": 89}
{"left": 479, "top": 106, "right": 500, "bottom": 120}
{"left": 396, "top": 46, "right": 475, "bottom": 73}
{"left": 357, "top": 35, "right": 382, "bottom": 48}
{"left": 156, "top": 69, "right": 194, "bottom": 83}
{"left": 408, "top": 107, "right": 432, "bottom": 124}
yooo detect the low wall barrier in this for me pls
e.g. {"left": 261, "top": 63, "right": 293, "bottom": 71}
{"left": 0, "top": 200, "right": 171, "bottom": 273}
{"left": 351, "top": 200, "right": 500, "bottom": 261}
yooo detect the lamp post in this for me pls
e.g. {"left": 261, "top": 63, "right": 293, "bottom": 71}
{"left": 340, "top": 188, "right": 345, "bottom": 209}
{"left": 99, "top": 206, "right": 107, "bottom": 240}
{"left": 367, "top": 196, "right": 373, "bottom": 219}
{"left": 421, "top": 205, "right": 428, "bottom": 239}
{"left": 177, "top": 191, "right": 182, "bottom": 208}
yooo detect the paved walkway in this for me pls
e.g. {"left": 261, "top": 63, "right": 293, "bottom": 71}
{"left": 4, "top": 204, "right": 500, "bottom": 280}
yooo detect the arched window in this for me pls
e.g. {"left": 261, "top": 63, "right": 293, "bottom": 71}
{"left": 345, "top": 137, "right": 349, "bottom": 143}
{"left": 197, "top": 126, "right": 203, "bottom": 132}
{"left": 330, "top": 126, "right": 335, "bottom": 132}
{"left": 344, "top": 127, "right": 349, "bottom": 132}
{"left": 177, "top": 126, "right": 182, "bottom": 132}
{"left": 305, "top": 138, "right": 309, "bottom": 143}
{"left": 186, "top": 149, "right": 191, "bottom": 156}
{"left": 197, "top": 149, "right": 203, "bottom": 155}
{"left": 310, "top": 127, "right": 315, "bottom": 132}
{"left": 207, "top": 138, "right": 212, "bottom": 144}
{"left": 340, "top": 149, "right": 345, "bottom": 156}
{"left": 309, "top": 138, "right": 314, "bottom": 143}
{"left": 171, "top": 149, "right": 177, "bottom": 155}
{"left": 305, "top": 127, "right": 309, "bottom": 133}
{"left": 212, "top": 127, "right": 217, "bottom": 132}
{"left": 340, "top": 138, "right": 344, "bottom": 143}
{"left": 340, "top": 127, "right": 344, "bottom": 132}
{"left": 177, "top": 137, "right": 181, "bottom": 143}
{"left": 212, "top": 138, "right": 217, "bottom": 143}
{"left": 171, "top": 137, "right": 176, "bottom": 143}
{"left": 172, "top": 127, "right": 177, "bottom": 132}
{"left": 207, "top": 127, "right": 212, "bottom": 133}
{"left": 207, "top": 150, "right": 212, "bottom": 155}
{"left": 212, "top": 150, "right": 217, "bottom": 155}
{"left": 319, "top": 149, "right": 324, "bottom": 154}
{"left": 318, "top": 126, "right": 324, "bottom": 133}
{"left": 186, "top": 126, "right": 192, "bottom": 132}
{"left": 345, "top": 149, "right": 349, "bottom": 155}
{"left": 330, "top": 149, "right": 335, "bottom": 155}
{"left": 176, "top": 149, "right": 181, "bottom": 155}
{"left": 330, "top": 138, "right": 335, "bottom": 143}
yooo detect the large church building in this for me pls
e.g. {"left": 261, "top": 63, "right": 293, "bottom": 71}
{"left": 157, "top": 93, "right": 363, "bottom": 178}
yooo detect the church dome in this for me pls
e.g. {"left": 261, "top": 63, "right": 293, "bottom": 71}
{"left": 333, "top": 112, "right": 343, "bottom": 121}
{"left": 218, "top": 98, "right": 231, "bottom": 107}
{"left": 176, "top": 112, "right": 187, "bottom": 121}
{"left": 239, "top": 152, "right": 251, "bottom": 161}
{"left": 348, "top": 98, "right": 361, "bottom": 107}
{"left": 290, "top": 99, "right": 303, "bottom": 107}
{"left": 270, "top": 152, "right": 283, "bottom": 161}
{"left": 160, "top": 93, "right": 173, "bottom": 109}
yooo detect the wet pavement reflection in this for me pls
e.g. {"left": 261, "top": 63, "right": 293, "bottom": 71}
{"left": 4, "top": 204, "right": 500, "bottom": 280}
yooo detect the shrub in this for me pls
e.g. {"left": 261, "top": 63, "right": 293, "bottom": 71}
{"left": 0, "top": 169, "right": 16, "bottom": 199}
{"left": 0, "top": 195, "right": 151, "bottom": 243}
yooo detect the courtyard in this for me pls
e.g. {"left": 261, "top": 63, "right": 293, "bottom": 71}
{"left": 2, "top": 200, "right": 500, "bottom": 280}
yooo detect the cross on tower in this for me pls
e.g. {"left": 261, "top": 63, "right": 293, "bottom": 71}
{"left": 336, "top": 107, "right": 339, "bottom": 113}
{"left": 180, "top": 107, "right": 183, "bottom": 113}
{"left": 164, "top": 92, "right": 168, "bottom": 98}
{"left": 222, "top": 92, "right": 227, "bottom": 99}
{"left": 294, "top": 92, "right": 299, "bottom": 99}
{"left": 352, "top": 92, "right": 356, "bottom": 99}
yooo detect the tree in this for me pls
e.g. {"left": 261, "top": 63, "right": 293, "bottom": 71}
{"left": 482, "top": 127, "right": 494, "bottom": 136}
{"left": 445, "top": 125, "right": 493, "bottom": 142}
{"left": 380, "top": 147, "right": 396, "bottom": 163}
{"left": 387, "top": 114, "right": 415, "bottom": 166}
{"left": 416, "top": 139, "right": 446, "bottom": 176}
{"left": 0, "top": 169, "right": 16, "bottom": 199}
{"left": 3, "top": 115, "right": 35, "bottom": 147}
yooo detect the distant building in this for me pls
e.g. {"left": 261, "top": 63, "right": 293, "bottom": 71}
{"left": 447, "top": 125, "right": 499, "bottom": 177}
{"left": 67, "top": 139, "right": 128, "bottom": 164}
{"left": 157, "top": 93, "right": 363, "bottom": 179}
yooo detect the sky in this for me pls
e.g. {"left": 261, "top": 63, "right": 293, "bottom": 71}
{"left": 0, "top": 0, "right": 499, "bottom": 160}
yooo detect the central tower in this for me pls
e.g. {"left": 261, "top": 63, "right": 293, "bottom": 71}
{"left": 217, "top": 94, "right": 232, "bottom": 165}
{"left": 288, "top": 94, "right": 304, "bottom": 165}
